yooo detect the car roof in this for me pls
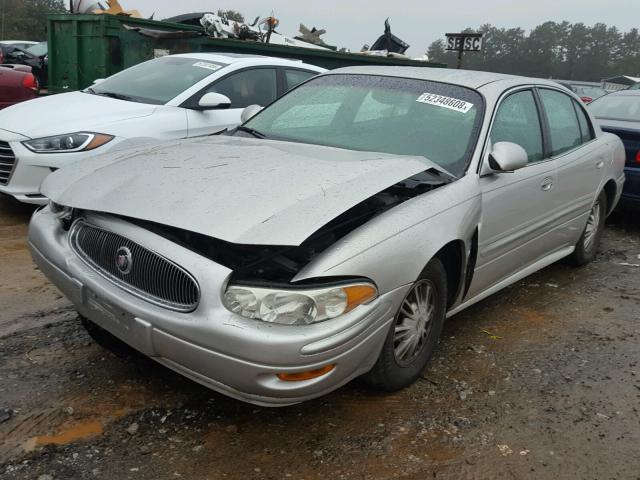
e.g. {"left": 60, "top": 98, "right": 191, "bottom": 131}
{"left": 605, "top": 89, "right": 640, "bottom": 96}
{"left": 170, "top": 52, "right": 325, "bottom": 70}
{"left": 325, "top": 66, "right": 563, "bottom": 90}
{"left": 0, "top": 40, "right": 37, "bottom": 45}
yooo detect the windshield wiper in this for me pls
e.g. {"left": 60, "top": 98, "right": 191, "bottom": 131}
{"left": 94, "top": 91, "right": 136, "bottom": 102}
{"left": 234, "top": 125, "right": 266, "bottom": 139}
{"left": 85, "top": 87, "right": 96, "bottom": 94}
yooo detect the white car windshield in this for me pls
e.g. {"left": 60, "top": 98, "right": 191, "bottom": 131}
{"left": 90, "top": 56, "right": 228, "bottom": 105}
{"left": 243, "top": 74, "right": 484, "bottom": 177}
{"left": 25, "top": 42, "right": 47, "bottom": 57}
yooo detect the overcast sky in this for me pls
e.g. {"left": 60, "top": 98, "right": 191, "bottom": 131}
{"left": 126, "top": 0, "right": 638, "bottom": 54}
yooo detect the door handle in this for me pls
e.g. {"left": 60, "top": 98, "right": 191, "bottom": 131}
{"left": 541, "top": 177, "right": 554, "bottom": 191}
{"left": 596, "top": 160, "right": 605, "bottom": 169}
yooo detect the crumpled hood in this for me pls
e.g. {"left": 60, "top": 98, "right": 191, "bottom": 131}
{"left": 0, "top": 91, "right": 155, "bottom": 139}
{"left": 42, "top": 136, "right": 442, "bottom": 246}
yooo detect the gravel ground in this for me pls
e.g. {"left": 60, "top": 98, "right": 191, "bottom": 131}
{"left": 0, "top": 195, "right": 639, "bottom": 480}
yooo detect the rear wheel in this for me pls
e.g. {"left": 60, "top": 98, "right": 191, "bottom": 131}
{"left": 568, "top": 191, "right": 607, "bottom": 266}
{"left": 362, "top": 258, "right": 447, "bottom": 391}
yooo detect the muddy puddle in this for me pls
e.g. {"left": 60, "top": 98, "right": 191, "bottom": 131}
{"left": 1, "top": 199, "right": 639, "bottom": 479}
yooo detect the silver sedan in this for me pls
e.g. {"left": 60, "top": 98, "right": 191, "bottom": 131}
{"left": 28, "top": 67, "right": 626, "bottom": 406}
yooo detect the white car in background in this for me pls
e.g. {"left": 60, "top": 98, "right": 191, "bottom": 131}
{"left": 0, "top": 53, "right": 324, "bottom": 204}
{"left": 0, "top": 40, "right": 38, "bottom": 49}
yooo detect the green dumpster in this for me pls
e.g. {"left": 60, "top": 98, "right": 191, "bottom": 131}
{"left": 47, "top": 14, "right": 446, "bottom": 94}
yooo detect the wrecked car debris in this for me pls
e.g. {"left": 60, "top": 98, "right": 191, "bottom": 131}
{"left": 124, "top": 168, "right": 451, "bottom": 284}
{"left": 200, "top": 12, "right": 331, "bottom": 50}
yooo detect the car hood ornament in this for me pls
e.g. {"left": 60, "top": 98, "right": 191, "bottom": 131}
{"left": 115, "top": 246, "right": 132, "bottom": 274}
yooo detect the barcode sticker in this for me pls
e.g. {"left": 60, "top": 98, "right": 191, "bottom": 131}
{"left": 416, "top": 93, "right": 474, "bottom": 113}
{"left": 193, "top": 62, "right": 222, "bottom": 71}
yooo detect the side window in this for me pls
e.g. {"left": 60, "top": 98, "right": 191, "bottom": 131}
{"left": 206, "top": 68, "right": 277, "bottom": 108}
{"left": 490, "top": 90, "right": 544, "bottom": 163}
{"left": 573, "top": 100, "right": 594, "bottom": 143}
{"left": 538, "top": 89, "right": 582, "bottom": 156}
{"left": 285, "top": 69, "right": 316, "bottom": 90}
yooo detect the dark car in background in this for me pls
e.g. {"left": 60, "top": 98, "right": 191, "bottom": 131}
{"left": 589, "top": 90, "right": 640, "bottom": 208}
{"left": 0, "top": 41, "right": 48, "bottom": 88}
{"left": 0, "top": 65, "right": 39, "bottom": 109}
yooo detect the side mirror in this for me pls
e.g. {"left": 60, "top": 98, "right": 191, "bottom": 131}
{"left": 487, "top": 141, "right": 528, "bottom": 173}
{"left": 240, "top": 104, "right": 263, "bottom": 123}
{"left": 197, "top": 92, "right": 231, "bottom": 110}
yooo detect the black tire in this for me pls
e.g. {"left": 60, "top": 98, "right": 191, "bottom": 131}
{"left": 362, "top": 258, "right": 447, "bottom": 391}
{"left": 568, "top": 191, "right": 607, "bottom": 266}
{"left": 80, "top": 315, "right": 144, "bottom": 361}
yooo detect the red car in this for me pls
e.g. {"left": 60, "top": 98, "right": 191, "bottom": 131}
{"left": 0, "top": 64, "right": 38, "bottom": 109}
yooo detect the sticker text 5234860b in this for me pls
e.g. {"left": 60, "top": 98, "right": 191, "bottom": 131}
{"left": 416, "top": 93, "right": 474, "bottom": 113}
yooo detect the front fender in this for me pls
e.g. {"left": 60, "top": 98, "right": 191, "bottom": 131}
{"left": 293, "top": 175, "right": 481, "bottom": 300}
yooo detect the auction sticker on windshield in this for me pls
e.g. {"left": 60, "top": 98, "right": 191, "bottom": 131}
{"left": 193, "top": 62, "right": 223, "bottom": 71}
{"left": 416, "top": 93, "right": 474, "bottom": 113}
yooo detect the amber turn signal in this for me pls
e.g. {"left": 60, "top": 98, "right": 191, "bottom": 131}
{"left": 276, "top": 364, "right": 335, "bottom": 382}
{"left": 344, "top": 284, "right": 378, "bottom": 313}
{"left": 85, "top": 134, "right": 114, "bottom": 151}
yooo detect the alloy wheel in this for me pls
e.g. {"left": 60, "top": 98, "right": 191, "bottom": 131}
{"left": 583, "top": 200, "right": 601, "bottom": 252}
{"left": 393, "top": 279, "right": 436, "bottom": 366}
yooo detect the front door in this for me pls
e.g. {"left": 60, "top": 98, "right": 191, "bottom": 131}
{"left": 186, "top": 67, "right": 278, "bottom": 137}
{"left": 468, "top": 89, "right": 559, "bottom": 297}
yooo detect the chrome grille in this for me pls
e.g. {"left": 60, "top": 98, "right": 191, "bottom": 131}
{"left": 70, "top": 222, "right": 200, "bottom": 312}
{"left": 0, "top": 141, "right": 16, "bottom": 186}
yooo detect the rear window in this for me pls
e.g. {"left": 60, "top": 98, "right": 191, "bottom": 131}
{"left": 539, "top": 89, "right": 582, "bottom": 156}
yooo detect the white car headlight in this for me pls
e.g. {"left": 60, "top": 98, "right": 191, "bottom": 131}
{"left": 23, "top": 132, "right": 114, "bottom": 153}
{"left": 223, "top": 282, "right": 378, "bottom": 325}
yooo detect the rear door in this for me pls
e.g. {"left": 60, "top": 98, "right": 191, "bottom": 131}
{"left": 537, "top": 88, "right": 606, "bottom": 248}
{"left": 185, "top": 67, "right": 278, "bottom": 137}
{"left": 469, "top": 88, "right": 559, "bottom": 297}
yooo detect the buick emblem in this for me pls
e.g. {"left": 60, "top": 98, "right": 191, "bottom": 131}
{"left": 115, "top": 246, "right": 132, "bottom": 275}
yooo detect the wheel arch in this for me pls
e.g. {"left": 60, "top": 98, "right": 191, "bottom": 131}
{"left": 602, "top": 179, "right": 617, "bottom": 215}
{"left": 432, "top": 238, "right": 468, "bottom": 309}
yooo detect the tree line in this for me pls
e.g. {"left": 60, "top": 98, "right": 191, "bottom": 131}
{"left": 427, "top": 22, "right": 640, "bottom": 81}
{"left": 0, "top": 2, "right": 249, "bottom": 42}
{"left": 0, "top": 0, "right": 66, "bottom": 41}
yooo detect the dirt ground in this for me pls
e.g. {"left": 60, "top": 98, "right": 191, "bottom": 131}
{"left": 0, "top": 195, "right": 639, "bottom": 480}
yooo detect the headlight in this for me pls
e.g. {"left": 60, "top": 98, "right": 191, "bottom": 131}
{"left": 23, "top": 132, "right": 114, "bottom": 153}
{"left": 223, "top": 282, "right": 378, "bottom": 325}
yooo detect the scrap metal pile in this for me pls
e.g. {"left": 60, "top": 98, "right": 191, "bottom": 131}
{"left": 70, "top": 0, "right": 425, "bottom": 60}
{"left": 199, "top": 12, "right": 332, "bottom": 50}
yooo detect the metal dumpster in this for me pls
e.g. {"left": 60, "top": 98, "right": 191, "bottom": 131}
{"left": 47, "top": 14, "right": 446, "bottom": 93}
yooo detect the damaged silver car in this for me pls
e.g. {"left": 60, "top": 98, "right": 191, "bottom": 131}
{"left": 29, "top": 67, "right": 626, "bottom": 406}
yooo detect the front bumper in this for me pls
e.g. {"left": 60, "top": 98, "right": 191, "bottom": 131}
{"left": 29, "top": 208, "right": 409, "bottom": 406}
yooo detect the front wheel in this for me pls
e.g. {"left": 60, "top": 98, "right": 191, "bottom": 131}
{"left": 568, "top": 191, "right": 607, "bottom": 266}
{"left": 362, "top": 258, "right": 447, "bottom": 391}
